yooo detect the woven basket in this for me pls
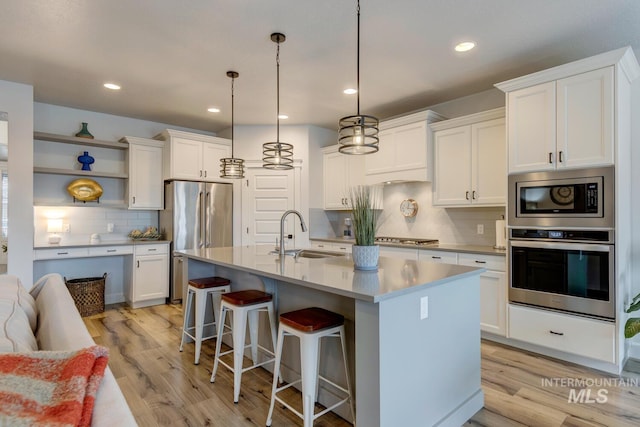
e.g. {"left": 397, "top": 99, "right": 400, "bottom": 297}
{"left": 65, "top": 273, "right": 106, "bottom": 317}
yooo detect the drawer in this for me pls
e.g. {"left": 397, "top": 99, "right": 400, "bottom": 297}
{"left": 379, "top": 246, "right": 418, "bottom": 260}
{"left": 88, "top": 245, "right": 134, "bottom": 257}
{"left": 509, "top": 304, "right": 615, "bottom": 363}
{"left": 458, "top": 253, "right": 505, "bottom": 272}
{"left": 34, "top": 247, "right": 89, "bottom": 260}
{"left": 311, "top": 242, "right": 333, "bottom": 250}
{"left": 135, "top": 243, "right": 169, "bottom": 255}
{"left": 331, "top": 243, "right": 352, "bottom": 254}
{"left": 418, "top": 250, "right": 458, "bottom": 265}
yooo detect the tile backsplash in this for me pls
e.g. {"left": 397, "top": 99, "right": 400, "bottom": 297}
{"left": 34, "top": 206, "right": 158, "bottom": 246}
{"left": 310, "top": 182, "right": 505, "bottom": 246}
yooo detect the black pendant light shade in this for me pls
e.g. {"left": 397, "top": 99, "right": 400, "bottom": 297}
{"left": 220, "top": 70, "right": 245, "bottom": 179}
{"left": 263, "top": 32, "right": 294, "bottom": 170}
{"left": 338, "top": 0, "right": 379, "bottom": 155}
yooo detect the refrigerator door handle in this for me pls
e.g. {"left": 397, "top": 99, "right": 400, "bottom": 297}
{"left": 198, "top": 191, "right": 204, "bottom": 248}
{"left": 205, "top": 191, "right": 211, "bottom": 247}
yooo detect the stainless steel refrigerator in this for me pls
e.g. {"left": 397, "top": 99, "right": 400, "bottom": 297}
{"left": 160, "top": 181, "right": 233, "bottom": 302}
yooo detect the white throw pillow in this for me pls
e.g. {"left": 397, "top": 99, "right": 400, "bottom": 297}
{"left": 0, "top": 299, "right": 38, "bottom": 352}
{"left": 0, "top": 274, "right": 37, "bottom": 331}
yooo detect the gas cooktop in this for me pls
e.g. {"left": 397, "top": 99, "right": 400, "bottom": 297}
{"left": 374, "top": 236, "right": 439, "bottom": 246}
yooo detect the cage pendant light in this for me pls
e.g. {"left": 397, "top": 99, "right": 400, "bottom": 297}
{"left": 220, "top": 71, "right": 245, "bottom": 179}
{"left": 338, "top": 0, "right": 379, "bottom": 155}
{"left": 263, "top": 32, "right": 294, "bottom": 170}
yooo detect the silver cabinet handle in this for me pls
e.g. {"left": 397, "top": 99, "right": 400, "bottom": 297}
{"left": 558, "top": 151, "right": 563, "bottom": 163}
{"left": 465, "top": 191, "right": 470, "bottom": 200}
{"left": 548, "top": 152, "right": 553, "bottom": 164}
{"left": 549, "top": 330, "right": 564, "bottom": 336}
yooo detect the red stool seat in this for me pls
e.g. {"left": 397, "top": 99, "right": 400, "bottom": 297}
{"left": 221, "top": 290, "right": 272, "bottom": 306}
{"left": 280, "top": 307, "right": 345, "bottom": 332}
{"left": 188, "top": 276, "right": 231, "bottom": 289}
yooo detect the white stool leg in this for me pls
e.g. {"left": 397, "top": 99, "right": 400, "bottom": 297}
{"left": 266, "top": 302, "right": 282, "bottom": 383}
{"left": 179, "top": 289, "right": 193, "bottom": 352}
{"left": 232, "top": 306, "right": 248, "bottom": 403}
{"left": 210, "top": 291, "right": 224, "bottom": 338}
{"left": 194, "top": 288, "right": 207, "bottom": 365}
{"left": 210, "top": 305, "right": 228, "bottom": 383}
{"left": 248, "top": 308, "right": 259, "bottom": 364}
{"left": 300, "top": 333, "right": 320, "bottom": 427}
{"left": 266, "top": 326, "right": 286, "bottom": 427}
{"left": 339, "top": 326, "right": 356, "bottom": 425}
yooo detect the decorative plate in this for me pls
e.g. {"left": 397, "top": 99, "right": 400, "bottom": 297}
{"left": 67, "top": 178, "right": 103, "bottom": 201}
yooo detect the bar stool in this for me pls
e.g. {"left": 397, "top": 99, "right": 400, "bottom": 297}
{"left": 179, "top": 276, "right": 231, "bottom": 365}
{"left": 266, "top": 307, "right": 355, "bottom": 427}
{"left": 210, "top": 290, "right": 278, "bottom": 403}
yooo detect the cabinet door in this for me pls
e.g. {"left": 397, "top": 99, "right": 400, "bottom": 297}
{"left": 133, "top": 254, "right": 168, "bottom": 301}
{"left": 364, "top": 128, "right": 395, "bottom": 175}
{"left": 507, "top": 82, "right": 556, "bottom": 173}
{"left": 478, "top": 271, "right": 507, "bottom": 336}
{"left": 472, "top": 118, "right": 506, "bottom": 206}
{"left": 202, "top": 140, "right": 231, "bottom": 181}
{"left": 172, "top": 137, "right": 203, "bottom": 180}
{"left": 418, "top": 250, "right": 458, "bottom": 264}
{"left": 379, "top": 246, "right": 419, "bottom": 260}
{"left": 433, "top": 126, "right": 472, "bottom": 206}
{"left": 323, "top": 149, "right": 349, "bottom": 209}
{"left": 394, "top": 121, "right": 427, "bottom": 171}
{"left": 129, "top": 143, "right": 163, "bottom": 209}
{"left": 556, "top": 67, "right": 614, "bottom": 169}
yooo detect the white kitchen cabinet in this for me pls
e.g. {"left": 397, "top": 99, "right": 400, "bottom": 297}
{"left": 505, "top": 67, "right": 613, "bottom": 173}
{"left": 121, "top": 136, "right": 164, "bottom": 210}
{"left": 310, "top": 241, "right": 353, "bottom": 253}
{"left": 509, "top": 304, "right": 615, "bottom": 363}
{"left": 432, "top": 109, "right": 506, "bottom": 207}
{"left": 129, "top": 243, "right": 169, "bottom": 308}
{"left": 322, "top": 145, "right": 364, "bottom": 210}
{"left": 418, "top": 249, "right": 458, "bottom": 265}
{"left": 379, "top": 246, "right": 418, "bottom": 260}
{"left": 155, "top": 129, "right": 231, "bottom": 182}
{"left": 364, "top": 110, "right": 446, "bottom": 184}
{"left": 458, "top": 253, "right": 506, "bottom": 336}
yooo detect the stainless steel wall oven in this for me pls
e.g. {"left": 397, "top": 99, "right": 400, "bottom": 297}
{"left": 508, "top": 167, "right": 615, "bottom": 319}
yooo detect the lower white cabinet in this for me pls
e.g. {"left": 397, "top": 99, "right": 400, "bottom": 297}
{"left": 509, "top": 304, "right": 615, "bottom": 363}
{"left": 128, "top": 244, "right": 169, "bottom": 308}
{"left": 311, "top": 241, "right": 353, "bottom": 254}
{"left": 379, "top": 246, "right": 418, "bottom": 260}
{"left": 458, "top": 253, "right": 507, "bottom": 336}
{"left": 418, "top": 249, "right": 458, "bottom": 265}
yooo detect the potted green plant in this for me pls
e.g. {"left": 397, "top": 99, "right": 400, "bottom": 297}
{"left": 349, "top": 185, "right": 380, "bottom": 270}
{"left": 625, "top": 292, "right": 640, "bottom": 338}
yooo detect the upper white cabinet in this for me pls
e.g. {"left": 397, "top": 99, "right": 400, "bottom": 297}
{"left": 364, "top": 110, "right": 446, "bottom": 184}
{"left": 432, "top": 108, "right": 506, "bottom": 207}
{"left": 121, "top": 136, "right": 164, "bottom": 210}
{"left": 496, "top": 47, "right": 638, "bottom": 174}
{"left": 322, "top": 145, "right": 365, "bottom": 210}
{"left": 155, "top": 129, "right": 231, "bottom": 182}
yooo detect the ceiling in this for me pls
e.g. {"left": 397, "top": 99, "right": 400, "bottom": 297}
{"left": 1, "top": 1, "right": 639, "bottom": 133}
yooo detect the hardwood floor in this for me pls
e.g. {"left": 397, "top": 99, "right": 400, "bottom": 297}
{"left": 85, "top": 304, "right": 640, "bottom": 427}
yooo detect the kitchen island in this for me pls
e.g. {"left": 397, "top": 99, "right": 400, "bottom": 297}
{"left": 179, "top": 245, "right": 484, "bottom": 427}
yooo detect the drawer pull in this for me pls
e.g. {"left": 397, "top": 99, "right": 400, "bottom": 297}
{"left": 137, "top": 260, "right": 140, "bottom": 268}
{"left": 474, "top": 260, "right": 487, "bottom": 264}
{"left": 57, "top": 252, "right": 69, "bottom": 255}
{"left": 549, "top": 330, "right": 564, "bottom": 336}
{"left": 432, "top": 256, "right": 441, "bottom": 259}
{"left": 107, "top": 249, "right": 117, "bottom": 253}
{"left": 148, "top": 248, "right": 157, "bottom": 252}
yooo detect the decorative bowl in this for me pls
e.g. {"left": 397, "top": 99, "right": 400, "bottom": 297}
{"left": 67, "top": 178, "right": 103, "bottom": 201}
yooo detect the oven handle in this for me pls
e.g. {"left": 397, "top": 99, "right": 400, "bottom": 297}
{"left": 509, "top": 239, "right": 612, "bottom": 253}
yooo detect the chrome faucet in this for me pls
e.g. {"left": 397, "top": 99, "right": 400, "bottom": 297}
{"left": 279, "top": 210, "right": 308, "bottom": 256}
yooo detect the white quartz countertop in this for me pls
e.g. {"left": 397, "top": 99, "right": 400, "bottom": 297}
{"left": 34, "top": 240, "right": 170, "bottom": 249}
{"left": 310, "top": 237, "right": 506, "bottom": 256}
{"left": 178, "top": 245, "right": 484, "bottom": 303}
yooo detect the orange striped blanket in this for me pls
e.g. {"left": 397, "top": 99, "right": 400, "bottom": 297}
{"left": 0, "top": 346, "right": 109, "bottom": 427}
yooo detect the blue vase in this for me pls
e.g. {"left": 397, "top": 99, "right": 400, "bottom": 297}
{"left": 78, "top": 151, "right": 95, "bottom": 171}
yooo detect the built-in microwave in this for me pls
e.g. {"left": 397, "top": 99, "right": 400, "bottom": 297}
{"left": 508, "top": 166, "right": 614, "bottom": 229}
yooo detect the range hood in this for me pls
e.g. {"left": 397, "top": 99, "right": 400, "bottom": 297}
{"left": 363, "top": 110, "right": 447, "bottom": 185}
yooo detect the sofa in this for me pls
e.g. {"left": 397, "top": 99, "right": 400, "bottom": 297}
{"left": 0, "top": 273, "right": 137, "bottom": 426}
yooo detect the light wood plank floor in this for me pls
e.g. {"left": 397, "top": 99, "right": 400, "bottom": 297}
{"left": 85, "top": 304, "right": 640, "bottom": 427}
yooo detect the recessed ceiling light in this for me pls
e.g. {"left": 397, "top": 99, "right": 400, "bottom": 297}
{"left": 343, "top": 88, "right": 357, "bottom": 95}
{"left": 454, "top": 41, "right": 476, "bottom": 52}
{"left": 103, "top": 83, "right": 121, "bottom": 90}
{"left": 278, "top": 114, "right": 289, "bottom": 120}
{"left": 207, "top": 107, "right": 221, "bottom": 113}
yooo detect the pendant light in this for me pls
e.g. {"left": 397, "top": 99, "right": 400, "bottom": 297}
{"left": 220, "top": 71, "right": 245, "bottom": 179}
{"left": 338, "top": 0, "right": 379, "bottom": 154}
{"left": 263, "top": 32, "right": 294, "bottom": 170}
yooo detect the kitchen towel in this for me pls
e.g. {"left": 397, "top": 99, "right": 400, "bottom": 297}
{"left": 495, "top": 219, "right": 506, "bottom": 249}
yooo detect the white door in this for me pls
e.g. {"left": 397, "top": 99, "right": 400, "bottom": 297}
{"left": 242, "top": 167, "right": 296, "bottom": 248}
{"left": 202, "top": 140, "right": 231, "bottom": 181}
{"left": 479, "top": 270, "right": 507, "bottom": 336}
{"left": 134, "top": 254, "right": 168, "bottom": 301}
{"left": 556, "top": 67, "right": 614, "bottom": 169}
{"left": 433, "top": 126, "right": 472, "bottom": 206}
{"left": 323, "top": 149, "right": 348, "bottom": 209}
{"left": 129, "top": 143, "right": 163, "bottom": 209}
{"left": 472, "top": 118, "right": 506, "bottom": 206}
{"left": 172, "top": 137, "right": 203, "bottom": 180}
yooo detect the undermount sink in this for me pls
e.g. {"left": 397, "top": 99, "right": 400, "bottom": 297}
{"left": 295, "top": 249, "right": 345, "bottom": 259}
